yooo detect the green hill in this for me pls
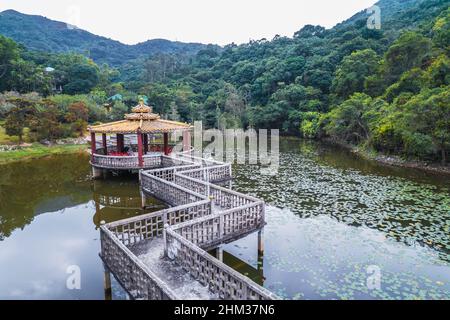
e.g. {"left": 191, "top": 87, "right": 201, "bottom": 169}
{"left": 0, "top": 9, "right": 214, "bottom": 66}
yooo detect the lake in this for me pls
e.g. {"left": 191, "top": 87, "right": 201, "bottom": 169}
{"left": 0, "top": 138, "right": 449, "bottom": 299}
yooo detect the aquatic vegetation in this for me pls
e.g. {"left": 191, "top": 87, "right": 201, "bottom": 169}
{"left": 224, "top": 140, "right": 450, "bottom": 300}
{"left": 233, "top": 142, "right": 450, "bottom": 261}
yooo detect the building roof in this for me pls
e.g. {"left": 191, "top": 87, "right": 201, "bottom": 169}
{"left": 88, "top": 102, "right": 191, "bottom": 134}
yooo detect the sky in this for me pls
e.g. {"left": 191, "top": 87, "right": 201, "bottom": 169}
{"left": 0, "top": 0, "right": 378, "bottom": 45}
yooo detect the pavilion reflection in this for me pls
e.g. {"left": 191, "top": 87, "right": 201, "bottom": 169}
{"left": 92, "top": 179, "right": 166, "bottom": 228}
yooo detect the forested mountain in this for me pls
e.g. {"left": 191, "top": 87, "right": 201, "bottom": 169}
{"left": 0, "top": 9, "right": 212, "bottom": 66}
{"left": 128, "top": 0, "right": 449, "bottom": 163}
{"left": 0, "top": 0, "right": 449, "bottom": 164}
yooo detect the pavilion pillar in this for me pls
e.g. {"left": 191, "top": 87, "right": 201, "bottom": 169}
{"left": 116, "top": 134, "right": 124, "bottom": 152}
{"left": 137, "top": 132, "right": 144, "bottom": 167}
{"left": 143, "top": 134, "right": 148, "bottom": 154}
{"left": 163, "top": 132, "right": 169, "bottom": 155}
{"left": 102, "top": 133, "right": 107, "bottom": 155}
{"left": 183, "top": 130, "right": 191, "bottom": 152}
{"left": 90, "top": 132, "right": 96, "bottom": 160}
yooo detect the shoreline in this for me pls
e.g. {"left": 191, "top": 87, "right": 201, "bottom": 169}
{"left": 0, "top": 143, "right": 88, "bottom": 165}
{"left": 1, "top": 136, "right": 449, "bottom": 176}
{"left": 321, "top": 138, "right": 450, "bottom": 176}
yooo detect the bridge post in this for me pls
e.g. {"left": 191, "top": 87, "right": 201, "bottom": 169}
{"left": 92, "top": 166, "right": 102, "bottom": 179}
{"left": 140, "top": 189, "right": 146, "bottom": 209}
{"left": 103, "top": 268, "right": 112, "bottom": 300}
{"left": 258, "top": 229, "right": 264, "bottom": 255}
{"left": 163, "top": 223, "right": 169, "bottom": 257}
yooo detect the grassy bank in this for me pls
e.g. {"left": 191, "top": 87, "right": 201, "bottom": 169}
{"left": 0, "top": 143, "right": 88, "bottom": 165}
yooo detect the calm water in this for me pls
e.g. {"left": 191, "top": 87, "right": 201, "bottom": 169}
{"left": 0, "top": 139, "right": 449, "bottom": 299}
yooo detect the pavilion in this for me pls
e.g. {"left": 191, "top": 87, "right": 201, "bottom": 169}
{"left": 88, "top": 101, "right": 192, "bottom": 177}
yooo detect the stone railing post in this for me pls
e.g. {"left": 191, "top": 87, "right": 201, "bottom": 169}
{"left": 260, "top": 202, "right": 265, "bottom": 226}
{"left": 219, "top": 214, "right": 224, "bottom": 239}
{"left": 242, "top": 283, "right": 248, "bottom": 300}
{"left": 163, "top": 223, "right": 169, "bottom": 257}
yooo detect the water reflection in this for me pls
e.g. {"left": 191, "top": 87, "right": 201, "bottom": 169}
{"left": 0, "top": 154, "right": 92, "bottom": 241}
{"left": 0, "top": 139, "right": 449, "bottom": 300}
{"left": 210, "top": 246, "right": 265, "bottom": 287}
{"left": 92, "top": 178, "right": 166, "bottom": 228}
{"left": 0, "top": 155, "right": 162, "bottom": 299}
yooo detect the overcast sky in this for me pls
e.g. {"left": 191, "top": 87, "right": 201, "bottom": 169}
{"left": 0, "top": 0, "right": 378, "bottom": 45}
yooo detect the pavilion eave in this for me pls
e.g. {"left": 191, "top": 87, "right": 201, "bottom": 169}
{"left": 88, "top": 119, "right": 192, "bottom": 134}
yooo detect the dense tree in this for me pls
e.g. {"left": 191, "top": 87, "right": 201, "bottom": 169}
{"left": 3, "top": 97, "right": 36, "bottom": 143}
{"left": 0, "top": 35, "right": 20, "bottom": 92}
{"left": 432, "top": 8, "right": 450, "bottom": 53}
{"left": 4, "top": 107, "right": 26, "bottom": 143}
{"left": 325, "top": 93, "right": 378, "bottom": 145}
{"left": 383, "top": 32, "right": 432, "bottom": 85}
{"left": 331, "top": 49, "right": 380, "bottom": 101}
{"left": 0, "top": 0, "right": 448, "bottom": 164}
{"left": 64, "top": 63, "right": 99, "bottom": 94}
{"left": 400, "top": 87, "right": 450, "bottom": 164}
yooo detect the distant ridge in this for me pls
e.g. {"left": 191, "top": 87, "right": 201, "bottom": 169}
{"left": 0, "top": 9, "right": 217, "bottom": 66}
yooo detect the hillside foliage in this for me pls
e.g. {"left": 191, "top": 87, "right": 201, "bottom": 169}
{"left": 0, "top": 0, "right": 449, "bottom": 163}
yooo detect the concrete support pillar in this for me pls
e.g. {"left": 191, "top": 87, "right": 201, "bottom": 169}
{"left": 102, "top": 133, "right": 107, "bottom": 155}
{"left": 257, "top": 244, "right": 264, "bottom": 274}
{"left": 140, "top": 189, "right": 146, "bottom": 209}
{"left": 258, "top": 229, "right": 264, "bottom": 255}
{"left": 92, "top": 166, "right": 102, "bottom": 179}
{"left": 104, "top": 269, "right": 112, "bottom": 300}
{"left": 137, "top": 132, "right": 144, "bottom": 167}
{"left": 163, "top": 132, "right": 169, "bottom": 155}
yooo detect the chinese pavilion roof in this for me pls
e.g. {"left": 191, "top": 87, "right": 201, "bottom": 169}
{"left": 88, "top": 102, "right": 191, "bottom": 134}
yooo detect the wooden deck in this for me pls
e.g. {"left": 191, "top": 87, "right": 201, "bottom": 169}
{"left": 99, "top": 153, "right": 279, "bottom": 300}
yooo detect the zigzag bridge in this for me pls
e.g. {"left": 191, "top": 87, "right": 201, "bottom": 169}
{"left": 100, "top": 152, "right": 280, "bottom": 300}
